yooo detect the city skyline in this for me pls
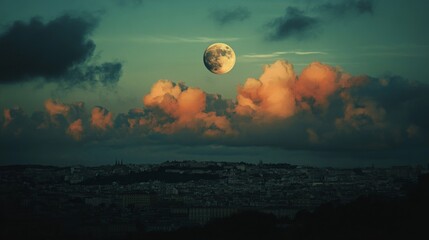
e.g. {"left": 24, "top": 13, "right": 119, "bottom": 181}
{"left": 1, "top": 160, "right": 427, "bottom": 238}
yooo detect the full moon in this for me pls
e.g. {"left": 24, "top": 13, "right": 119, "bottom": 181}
{"left": 203, "top": 43, "right": 236, "bottom": 74}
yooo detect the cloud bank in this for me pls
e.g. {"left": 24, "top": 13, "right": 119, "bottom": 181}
{"left": 2, "top": 60, "right": 428, "bottom": 160}
{"left": 0, "top": 14, "right": 122, "bottom": 88}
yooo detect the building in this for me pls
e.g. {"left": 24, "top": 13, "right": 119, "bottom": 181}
{"left": 188, "top": 207, "right": 238, "bottom": 225}
{"left": 120, "top": 192, "right": 157, "bottom": 208}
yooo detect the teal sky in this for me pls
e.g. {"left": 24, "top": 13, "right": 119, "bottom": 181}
{"left": 1, "top": 0, "right": 428, "bottom": 113}
{"left": 1, "top": 0, "right": 429, "bottom": 166}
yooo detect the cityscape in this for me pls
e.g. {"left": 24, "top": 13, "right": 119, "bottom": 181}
{"left": 1, "top": 160, "right": 427, "bottom": 239}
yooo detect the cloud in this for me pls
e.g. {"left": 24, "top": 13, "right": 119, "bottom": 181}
{"left": 235, "top": 61, "right": 343, "bottom": 121}
{"left": 267, "top": 7, "right": 320, "bottom": 41}
{"left": 295, "top": 62, "right": 341, "bottom": 106}
{"left": 90, "top": 107, "right": 113, "bottom": 131}
{"left": 143, "top": 80, "right": 234, "bottom": 137}
{"left": 2, "top": 109, "right": 12, "bottom": 128}
{"left": 317, "top": 0, "right": 373, "bottom": 18}
{"left": 233, "top": 64, "right": 428, "bottom": 150}
{"left": 266, "top": 1, "right": 374, "bottom": 41}
{"left": 43, "top": 99, "right": 86, "bottom": 128}
{"left": 2, "top": 60, "right": 429, "bottom": 164}
{"left": 236, "top": 61, "right": 297, "bottom": 120}
{"left": 67, "top": 119, "right": 84, "bottom": 141}
{"left": 124, "top": 36, "right": 241, "bottom": 44}
{"left": 210, "top": 7, "right": 251, "bottom": 26}
{"left": 0, "top": 14, "right": 122, "bottom": 88}
{"left": 63, "top": 62, "right": 123, "bottom": 88}
{"left": 44, "top": 99, "right": 70, "bottom": 117}
{"left": 242, "top": 51, "right": 327, "bottom": 59}
{"left": 2, "top": 107, "right": 26, "bottom": 130}
{"left": 276, "top": 51, "right": 327, "bottom": 56}
{"left": 233, "top": 60, "right": 428, "bottom": 150}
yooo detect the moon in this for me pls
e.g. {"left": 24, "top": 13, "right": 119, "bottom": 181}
{"left": 203, "top": 43, "right": 236, "bottom": 74}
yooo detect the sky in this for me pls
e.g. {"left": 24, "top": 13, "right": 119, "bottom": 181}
{"left": 1, "top": 0, "right": 428, "bottom": 167}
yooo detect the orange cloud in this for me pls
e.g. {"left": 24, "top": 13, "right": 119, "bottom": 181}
{"left": 143, "top": 80, "right": 183, "bottom": 116}
{"left": 67, "top": 119, "right": 83, "bottom": 141}
{"left": 143, "top": 80, "right": 234, "bottom": 136}
{"left": 177, "top": 88, "right": 206, "bottom": 119}
{"left": 236, "top": 60, "right": 353, "bottom": 122}
{"left": 295, "top": 62, "right": 340, "bottom": 106}
{"left": 90, "top": 107, "right": 113, "bottom": 130}
{"left": 143, "top": 80, "right": 206, "bottom": 120}
{"left": 44, "top": 99, "right": 70, "bottom": 116}
{"left": 42, "top": 99, "right": 86, "bottom": 128}
{"left": 1, "top": 107, "right": 25, "bottom": 136}
{"left": 3, "top": 108, "right": 12, "bottom": 128}
{"left": 236, "top": 60, "right": 297, "bottom": 121}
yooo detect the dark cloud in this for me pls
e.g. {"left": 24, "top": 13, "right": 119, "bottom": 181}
{"left": 266, "top": 0, "right": 374, "bottom": 41}
{"left": 64, "top": 62, "right": 123, "bottom": 89}
{"left": 0, "top": 15, "right": 96, "bottom": 81}
{"left": 205, "top": 93, "right": 234, "bottom": 116}
{"left": 0, "top": 14, "right": 122, "bottom": 88}
{"left": 267, "top": 7, "right": 320, "bottom": 41}
{"left": 317, "top": 0, "right": 373, "bottom": 17}
{"left": 211, "top": 7, "right": 251, "bottom": 26}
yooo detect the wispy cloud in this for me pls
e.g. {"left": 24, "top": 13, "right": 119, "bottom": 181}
{"left": 283, "top": 51, "right": 327, "bottom": 55}
{"left": 242, "top": 53, "right": 279, "bottom": 59}
{"left": 242, "top": 51, "right": 327, "bottom": 59}
{"left": 147, "top": 36, "right": 241, "bottom": 43}
{"left": 95, "top": 36, "right": 241, "bottom": 44}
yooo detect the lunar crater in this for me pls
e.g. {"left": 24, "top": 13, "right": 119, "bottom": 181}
{"left": 203, "top": 43, "right": 236, "bottom": 74}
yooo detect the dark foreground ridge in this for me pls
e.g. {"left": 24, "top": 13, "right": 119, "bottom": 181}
{"left": 0, "top": 161, "right": 428, "bottom": 239}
